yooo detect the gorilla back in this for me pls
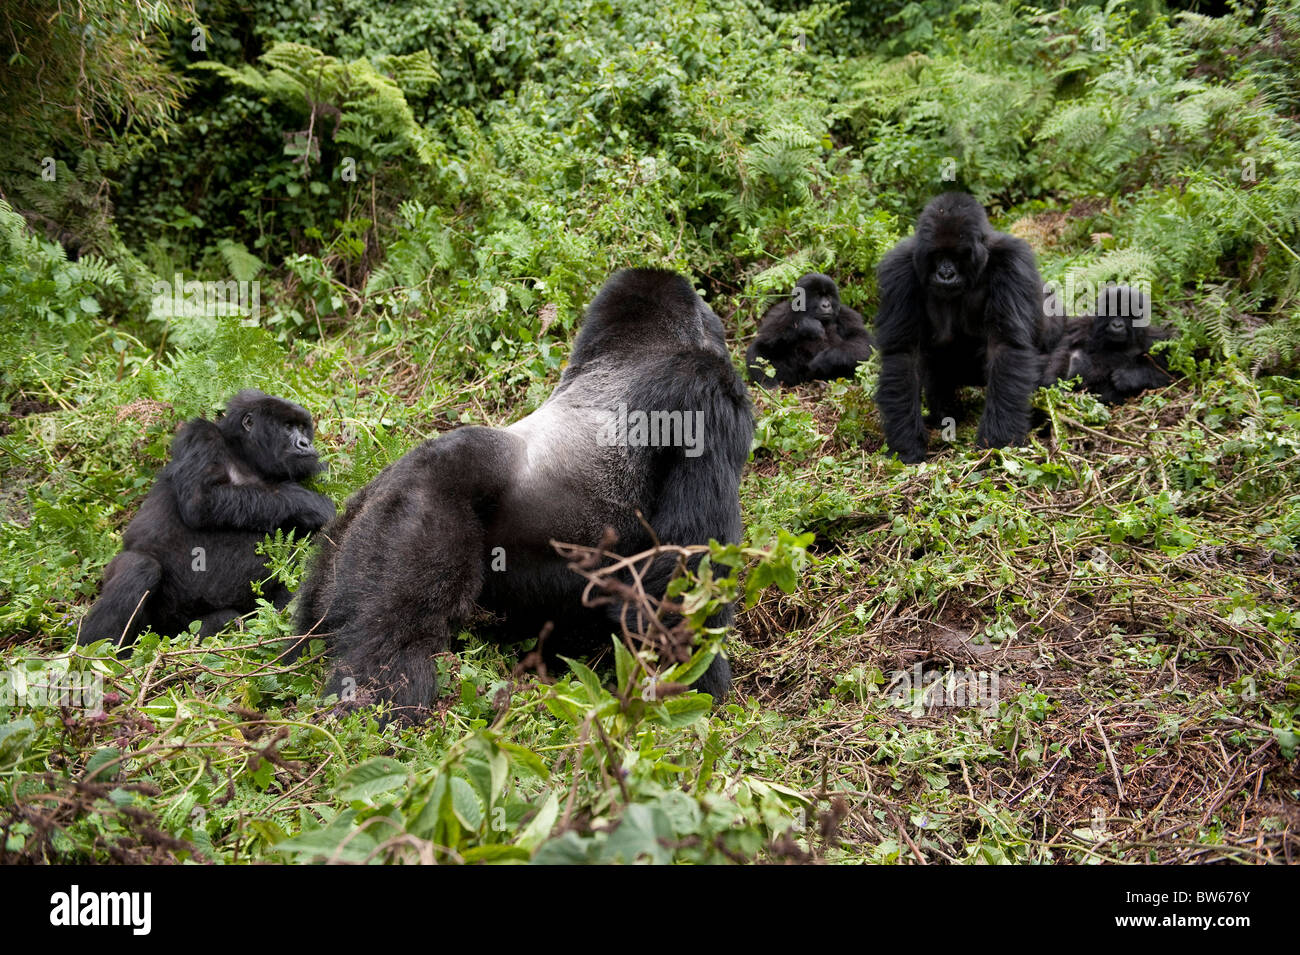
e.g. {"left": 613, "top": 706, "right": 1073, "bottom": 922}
{"left": 296, "top": 269, "right": 754, "bottom": 719}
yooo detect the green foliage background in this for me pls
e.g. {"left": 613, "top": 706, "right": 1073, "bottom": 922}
{"left": 0, "top": 0, "right": 1297, "bottom": 863}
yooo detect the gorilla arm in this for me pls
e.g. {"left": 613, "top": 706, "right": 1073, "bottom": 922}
{"left": 874, "top": 237, "right": 929, "bottom": 463}
{"left": 168, "top": 421, "right": 334, "bottom": 532}
{"left": 808, "top": 306, "right": 872, "bottom": 380}
{"left": 747, "top": 300, "right": 827, "bottom": 386}
{"left": 759, "top": 301, "right": 828, "bottom": 348}
{"left": 977, "top": 235, "right": 1041, "bottom": 449}
{"left": 1111, "top": 325, "right": 1174, "bottom": 397}
{"left": 628, "top": 350, "right": 752, "bottom": 698}
{"left": 1110, "top": 358, "right": 1172, "bottom": 397}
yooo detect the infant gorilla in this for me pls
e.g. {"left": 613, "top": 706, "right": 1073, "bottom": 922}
{"left": 1041, "top": 285, "right": 1173, "bottom": 403}
{"left": 746, "top": 273, "right": 872, "bottom": 387}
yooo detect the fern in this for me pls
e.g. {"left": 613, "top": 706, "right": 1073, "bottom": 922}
{"left": 194, "top": 42, "right": 438, "bottom": 168}
{"left": 217, "top": 240, "right": 265, "bottom": 283}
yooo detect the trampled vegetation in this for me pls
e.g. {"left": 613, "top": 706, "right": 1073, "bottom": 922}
{"left": 1, "top": 0, "right": 1298, "bottom": 863}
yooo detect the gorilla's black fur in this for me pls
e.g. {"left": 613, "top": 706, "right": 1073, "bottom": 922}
{"left": 746, "top": 273, "right": 872, "bottom": 387}
{"left": 875, "top": 193, "right": 1053, "bottom": 462}
{"left": 1041, "top": 285, "right": 1173, "bottom": 403}
{"left": 296, "top": 269, "right": 754, "bottom": 719}
{"left": 80, "top": 390, "right": 334, "bottom": 646}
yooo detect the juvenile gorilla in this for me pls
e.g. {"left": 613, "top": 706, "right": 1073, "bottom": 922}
{"left": 80, "top": 391, "right": 335, "bottom": 646}
{"left": 296, "top": 269, "right": 754, "bottom": 718}
{"left": 875, "top": 193, "right": 1052, "bottom": 462}
{"left": 746, "top": 273, "right": 873, "bottom": 387}
{"left": 1041, "top": 285, "right": 1173, "bottom": 403}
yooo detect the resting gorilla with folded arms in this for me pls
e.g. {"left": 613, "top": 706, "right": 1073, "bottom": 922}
{"left": 875, "top": 192, "right": 1055, "bottom": 463}
{"left": 746, "top": 273, "right": 873, "bottom": 387}
{"left": 296, "top": 269, "right": 754, "bottom": 720}
{"left": 1041, "top": 284, "right": 1173, "bottom": 403}
{"left": 80, "top": 390, "right": 335, "bottom": 646}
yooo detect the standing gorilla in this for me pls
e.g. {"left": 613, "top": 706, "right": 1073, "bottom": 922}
{"left": 746, "top": 273, "right": 873, "bottom": 387}
{"left": 1042, "top": 285, "right": 1173, "bottom": 403}
{"left": 296, "top": 269, "right": 754, "bottom": 719}
{"left": 80, "top": 391, "right": 335, "bottom": 646}
{"left": 875, "top": 193, "right": 1051, "bottom": 463}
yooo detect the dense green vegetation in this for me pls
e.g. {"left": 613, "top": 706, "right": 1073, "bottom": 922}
{"left": 1, "top": 0, "right": 1297, "bottom": 863}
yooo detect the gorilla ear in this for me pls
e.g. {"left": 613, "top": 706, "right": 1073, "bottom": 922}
{"left": 242, "top": 412, "right": 254, "bottom": 432}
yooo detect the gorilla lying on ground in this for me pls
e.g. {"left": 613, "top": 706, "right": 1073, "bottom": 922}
{"left": 296, "top": 269, "right": 754, "bottom": 719}
{"left": 875, "top": 192, "right": 1056, "bottom": 462}
{"left": 746, "top": 273, "right": 873, "bottom": 387}
{"left": 1041, "top": 285, "right": 1173, "bottom": 403}
{"left": 80, "top": 390, "right": 335, "bottom": 646}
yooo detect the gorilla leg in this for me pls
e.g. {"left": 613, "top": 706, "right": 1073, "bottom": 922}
{"left": 314, "top": 428, "right": 516, "bottom": 717}
{"left": 978, "top": 344, "right": 1037, "bottom": 448}
{"left": 80, "top": 552, "right": 161, "bottom": 646}
{"left": 1111, "top": 363, "right": 1171, "bottom": 398}
{"left": 197, "top": 608, "right": 245, "bottom": 637}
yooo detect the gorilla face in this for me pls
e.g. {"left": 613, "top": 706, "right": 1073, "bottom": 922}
{"left": 1091, "top": 285, "right": 1152, "bottom": 349}
{"left": 913, "top": 194, "right": 992, "bottom": 301}
{"left": 793, "top": 273, "right": 841, "bottom": 324}
{"left": 926, "top": 250, "right": 968, "bottom": 298}
{"left": 1091, "top": 312, "right": 1140, "bottom": 349}
{"left": 221, "top": 390, "right": 324, "bottom": 482}
{"left": 1102, "top": 315, "right": 1130, "bottom": 345}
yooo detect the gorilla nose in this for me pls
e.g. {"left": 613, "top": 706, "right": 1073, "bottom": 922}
{"left": 818, "top": 300, "right": 833, "bottom": 314}
{"left": 295, "top": 435, "right": 314, "bottom": 454}
{"left": 1108, "top": 319, "right": 1126, "bottom": 333}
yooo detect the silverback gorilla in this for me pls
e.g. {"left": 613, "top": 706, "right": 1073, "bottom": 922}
{"left": 875, "top": 193, "right": 1052, "bottom": 463}
{"left": 746, "top": 273, "right": 873, "bottom": 387}
{"left": 80, "top": 391, "right": 335, "bottom": 646}
{"left": 1041, "top": 285, "right": 1173, "bottom": 403}
{"left": 296, "top": 269, "right": 754, "bottom": 719}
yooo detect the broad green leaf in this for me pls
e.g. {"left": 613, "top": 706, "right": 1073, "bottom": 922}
{"left": 84, "top": 747, "right": 120, "bottom": 782}
{"left": 450, "top": 776, "right": 482, "bottom": 830}
{"left": 602, "top": 805, "right": 674, "bottom": 864}
{"left": 646, "top": 692, "right": 711, "bottom": 728}
{"left": 517, "top": 791, "right": 559, "bottom": 852}
{"left": 559, "top": 655, "right": 604, "bottom": 703}
{"left": 337, "top": 756, "right": 409, "bottom": 802}
{"left": 498, "top": 740, "right": 547, "bottom": 778}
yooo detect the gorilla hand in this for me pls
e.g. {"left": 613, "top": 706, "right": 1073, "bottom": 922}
{"left": 286, "top": 484, "right": 336, "bottom": 532}
{"left": 797, "top": 317, "right": 827, "bottom": 341}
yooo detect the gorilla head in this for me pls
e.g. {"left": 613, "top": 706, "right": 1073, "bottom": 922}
{"left": 793, "top": 272, "right": 841, "bottom": 324}
{"left": 912, "top": 192, "right": 992, "bottom": 302}
{"left": 221, "top": 390, "right": 324, "bottom": 483}
{"left": 1091, "top": 285, "right": 1152, "bottom": 348}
